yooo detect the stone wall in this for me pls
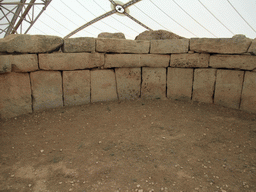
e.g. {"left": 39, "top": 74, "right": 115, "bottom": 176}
{"left": 0, "top": 34, "right": 256, "bottom": 119}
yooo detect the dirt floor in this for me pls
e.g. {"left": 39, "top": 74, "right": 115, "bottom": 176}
{"left": 0, "top": 99, "right": 256, "bottom": 192}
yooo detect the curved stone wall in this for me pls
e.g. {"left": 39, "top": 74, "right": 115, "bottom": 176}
{"left": 0, "top": 34, "right": 256, "bottom": 119}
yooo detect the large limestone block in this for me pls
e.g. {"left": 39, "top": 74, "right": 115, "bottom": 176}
{"left": 167, "top": 68, "right": 193, "bottom": 101}
{"left": 104, "top": 54, "right": 169, "bottom": 68}
{"left": 91, "top": 70, "right": 117, "bottom": 102}
{"left": 63, "top": 37, "right": 95, "bottom": 53}
{"left": 150, "top": 39, "right": 189, "bottom": 54}
{"left": 115, "top": 68, "right": 141, "bottom": 100}
{"left": 39, "top": 53, "right": 104, "bottom": 70}
{"left": 190, "top": 35, "right": 252, "bottom": 54}
{"left": 193, "top": 69, "right": 216, "bottom": 103}
{"left": 0, "top": 55, "right": 11, "bottom": 73}
{"left": 170, "top": 53, "right": 209, "bottom": 68}
{"left": 98, "top": 32, "right": 126, "bottom": 39}
{"left": 210, "top": 55, "right": 256, "bottom": 70}
{"left": 63, "top": 70, "right": 90, "bottom": 106}
{"left": 30, "top": 71, "right": 63, "bottom": 111}
{"left": 141, "top": 68, "right": 166, "bottom": 99}
{"left": 214, "top": 70, "right": 244, "bottom": 109}
{"left": 248, "top": 38, "right": 256, "bottom": 55}
{"left": 96, "top": 38, "right": 150, "bottom": 53}
{"left": 0, "top": 34, "right": 63, "bottom": 53}
{"left": 240, "top": 71, "right": 256, "bottom": 113}
{"left": 135, "top": 30, "right": 186, "bottom": 40}
{"left": 0, "top": 73, "right": 32, "bottom": 118}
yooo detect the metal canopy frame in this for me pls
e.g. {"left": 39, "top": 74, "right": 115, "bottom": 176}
{"left": 0, "top": 0, "right": 51, "bottom": 37}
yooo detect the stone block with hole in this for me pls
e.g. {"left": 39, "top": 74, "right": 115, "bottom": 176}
{"left": 30, "top": 71, "right": 63, "bottom": 111}
{"left": 150, "top": 39, "right": 189, "bottom": 54}
{"left": 63, "top": 70, "right": 90, "bottom": 106}
{"left": 214, "top": 70, "right": 244, "bottom": 109}
{"left": 167, "top": 68, "right": 193, "bottom": 101}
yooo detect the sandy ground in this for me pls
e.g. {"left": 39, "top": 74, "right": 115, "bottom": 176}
{"left": 0, "top": 99, "right": 256, "bottom": 192}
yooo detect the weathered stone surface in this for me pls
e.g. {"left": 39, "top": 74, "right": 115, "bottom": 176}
{"left": 0, "top": 34, "right": 63, "bottom": 53}
{"left": 192, "top": 69, "right": 216, "bottom": 103}
{"left": 0, "top": 73, "right": 32, "bottom": 118}
{"left": 248, "top": 38, "right": 256, "bottom": 55}
{"left": 91, "top": 69, "right": 117, "bottom": 102}
{"left": 214, "top": 70, "right": 244, "bottom": 109}
{"left": 190, "top": 35, "right": 252, "bottom": 54}
{"left": 115, "top": 68, "right": 141, "bottom": 100}
{"left": 98, "top": 32, "right": 126, "bottom": 39}
{"left": 63, "top": 70, "right": 90, "bottom": 106}
{"left": 167, "top": 68, "right": 193, "bottom": 101}
{"left": 0, "top": 55, "right": 11, "bottom": 73}
{"left": 150, "top": 39, "right": 189, "bottom": 54}
{"left": 210, "top": 55, "right": 256, "bottom": 70}
{"left": 104, "top": 54, "right": 169, "bottom": 68}
{"left": 240, "top": 71, "right": 256, "bottom": 113}
{"left": 170, "top": 53, "right": 209, "bottom": 68}
{"left": 96, "top": 38, "right": 150, "bottom": 53}
{"left": 63, "top": 37, "right": 95, "bottom": 53}
{"left": 39, "top": 53, "right": 104, "bottom": 70}
{"left": 30, "top": 71, "right": 63, "bottom": 111}
{"left": 135, "top": 30, "right": 186, "bottom": 40}
{"left": 141, "top": 68, "right": 166, "bottom": 99}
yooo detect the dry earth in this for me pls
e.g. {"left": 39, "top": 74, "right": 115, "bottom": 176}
{"left": 0, "top": 99, "right": 256, "bottom": 192}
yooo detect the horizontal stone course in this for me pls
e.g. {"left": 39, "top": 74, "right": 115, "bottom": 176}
{"left": 150, "top": 39, "right": 189, "bottom": 54}
{"left": 170, "top": 53, "right": 209, "bottom": 68}
{"left": 63, "top": 37, "right": 95, "bottom": 53}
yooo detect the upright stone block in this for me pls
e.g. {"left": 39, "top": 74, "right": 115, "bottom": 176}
{"left": 96, "top": 38, "right": 150, "bottom": 53}
{"left": 63, "top": 70, "right": 90, "bottom": 106}
{"left": 193, "top": 69, "right": 216, "bottom": 103}
{"left": 30, "top": 71, "right": 63, "bottom": 111}
{"left": 115, "top": 68, "right": 141, "bottom": 100}
{"left": 167, "top": 68, "right": 193, "bottom": 101}
{"left": 240, "top": 71, "right": 256, "bottom": 113}
{"left": 170, "top": 53, "right": 209, "bottom": 68}
{"left": 150, "top": 39, "right": 189, "bottom": 54}
{"left": 141, "top": 68, "right": 166, "bottom": 99}
{"left": 214, "top": 70, "right": 244, "bottom": 109}
{"left": 39, "top": 53, "right": 104, "bottom": 70}
{"left": 63, "top": 37, "right": 95, "bottom": 53}
{"left": 91, "top": 70, "right": 117, "bottom": 102}
{"left": 0, "top": 73, "right": 32, "bottom": 118}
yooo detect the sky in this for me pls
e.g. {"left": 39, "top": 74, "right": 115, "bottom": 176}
{"left": 1, "top": 0, "right": 256, "bottom": 39}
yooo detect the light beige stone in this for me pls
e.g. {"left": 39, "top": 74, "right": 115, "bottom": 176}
{"left": 248, "top": 38, "right": 256, "bottom": 55}
{"left": 63, "top": 37, "right": 95, "bottom": 53}
{"left": 190, "top": 35, "right": 252, "bottom": 54}
{"left": 63, "top": 70, "right": 90, "bottom": 106}
{"left": 104, "top": 54, "right": 169, "bottom": 68}
{"left": 135, "top": 30, "right": 186, "bottom": 40}
{"left": 170, "top": 53, "right": 209, "bottom": 68}
{"left": 0, "top": 55, "right": 11, "bottom": 73}
{"left": 39, "top": 53, "right": 104, "bottom": 70}
{"left": 214, "top": 70, "right": 244, "bottom": 109}
{"left": 141, "top": 68, "right": 166, "bottom": 99}
{"left": 240, "top": 71, "right": 256, "bottom": 113}
{"left": 98, "top": 32, "right": 126, "bottom": 39}
{"left": 0, "top": 34, "right": 63, "bottom": 53}
{"left": 0, "top": 73, "right": 32, "bottom": 118}
{"left": 193, "top": 69, "right": 216, "bottom": 103}
{"left": 167, "top": 68, "right": 193, "bottom": 101}
{"left": 30, "top": 71, "right": 63, "bottom": 111}
{"left": 115, "top": 68, "right": 141, "bottom": 100}
{"left": 210, "top": 55, "right": 256, "bottom": 70}
{"left": 150, "top": 39, "right": 189, "bottom": 54}
{"left": 96, "top": 38, "right": 150, "bottom": 53}
{"left": 91, "top": 69, "right": 117, "bottom": 102}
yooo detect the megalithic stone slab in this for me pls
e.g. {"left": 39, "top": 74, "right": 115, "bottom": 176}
{"left": 0, "top": 34, "right": 63, "bottom": 53}
{"left": 190, "top": 35, "right": 252, "bottom": 54}
{"left": 0, "top": 55, "right": 11, "bottom": 73}
{"left": 214, "top": 70, "right": 244, "bottom": 109}
{"left": 240, "top": 71, "right": 256, "bottom": 113}
{"left": 30, "top": 71, "right": 63, "bottom": 111}
{"left": 115, "top": 68, "right": 141, "bottom": 100}
{"left": 248, "top": 38, "right": 256, "bottom": 55}
{"left": 63, "top": 70, "right": 91, "bottom": 106}
{"left": 91, "top": 69, "right": 118, "bottom": 102}
{"left": 150, "top": 39, "right": 189, "bottom": 54}
{"left": 170, "top": 53, "right": 209, "bottom": 68}
{"left": 63, "top": 37, "right": 95, "bottom": 53}
{"left": 96, "top": 38, "right": 150, "bottom": 53}
{"left": 141, "top": 67, "right": 166, "bottom": 99}
{"left": 167, "top": 68, "right": 193, "bottom": 101}
{"left": 39, "top": 52, "right": 104, "bottom": 70}
{"left": 0, "top": 72, "right": 32, "bottom": 118}
{"left": 193, "top": 69, "right": 216, "bottom": 103}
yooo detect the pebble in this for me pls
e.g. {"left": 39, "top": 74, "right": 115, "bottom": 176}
{"left": 28, "top": 184, "right": 32, "bottom": 187}
{"left": 40, "top": 150, "right": 44, "bottom": 153}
